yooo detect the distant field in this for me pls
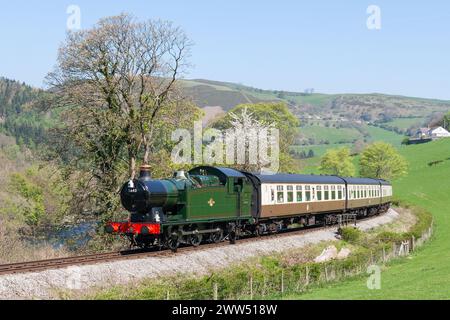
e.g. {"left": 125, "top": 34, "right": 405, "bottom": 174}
{"left": 364, "top": 125, "right": 403, "bottom": 145}
{"left": 384, "top": 117, "right": 425, "bottom": 130}
{"left": 298, "top": 125, "right": 361, "bottom": 144}
{"left": 287, "top": 94, "right": 333, "bottom": 107}
{"left": 286, "top": 139, "right": 450, "bottom": 299}
{"left": 292, "top": 124, "right": 404, "bottom": 173}
{"left": 292, "top": 143, "right": 353, "bottom": 158}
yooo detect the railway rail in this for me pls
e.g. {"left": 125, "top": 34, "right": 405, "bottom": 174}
{"left": 0, "top": 214, "right": 375, "bottom": 276}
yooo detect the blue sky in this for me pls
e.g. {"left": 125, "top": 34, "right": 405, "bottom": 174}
{"left": 1, "top": 0, "right": 449, "bottom": 99}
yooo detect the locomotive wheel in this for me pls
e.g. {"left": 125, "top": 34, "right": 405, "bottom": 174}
{"left": 229, "top": 231, "right": 237, "bottom": 244}
{"left": 189, "top": 234, "right": 202, "bottom": 247}
{"left": 255, "top": 225, "right": 263, "bottom": 237}
{"left": 167, "top": 235, "right": 179, "bottom": 252}
{"left": 210, "top": 229, "right": 223, "bottom": 243}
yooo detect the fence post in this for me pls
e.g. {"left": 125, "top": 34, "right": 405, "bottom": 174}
{"left": 411, "top": 235, "right": 415, "bottom": 251}
{"left": 249, "top": 275, "right": 253, "bottom": 300}
{"left": 392, "top": 242, "right": 397, "bottom": 257}
{"left": 305, "top": 266, "right": 310, "bottom": 286}
{"left": 166, "top": 291, "right": 170, "bottom": 300}
{"left": 213, "top": 283, "right": 218, "bottom": 300}
{"left": 263, "top": 276, "right": 267, "bottom": 296}
{"left": 325, "top": 266, "right": 329, "bottom": 282}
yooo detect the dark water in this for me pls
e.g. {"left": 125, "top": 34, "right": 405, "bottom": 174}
{"left": 29, "top": 221, "right": 99, "bottom": 251}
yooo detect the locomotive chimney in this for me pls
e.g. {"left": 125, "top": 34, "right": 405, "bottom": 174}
{"left": 139, "top": 164, "right": 152, "bottom": 181}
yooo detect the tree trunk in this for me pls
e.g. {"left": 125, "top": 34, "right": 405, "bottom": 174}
{"left": 129, "top": 155, "right": 136, "bottom": 180}
{"left": 143, "top": 143, "right": 150, "bottom": 165}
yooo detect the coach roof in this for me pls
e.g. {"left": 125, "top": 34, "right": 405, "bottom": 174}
{"left": 253, "top": 174, "right": 391, "bottom": 185}
{"left": 342, "top": 177, "right": 386, "bottom": 185}
{"left": 254, "top": 174, "right": 345, "bottom": 184}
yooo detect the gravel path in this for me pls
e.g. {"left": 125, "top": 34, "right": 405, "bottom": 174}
{"left": 0, "top": 209, "right": 399, "bottom": 299}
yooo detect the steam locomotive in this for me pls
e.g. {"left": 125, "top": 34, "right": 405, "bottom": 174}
{"left": 106, "top": 165, "right": 392, "bottom": 251}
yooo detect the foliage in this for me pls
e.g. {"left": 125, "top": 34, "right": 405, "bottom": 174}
{"left": 44, "top": 13, "right": 202, "bottom": 219}
{"left": 359, "top": 142, "right": 408, "bottom": 180}
{"left": 340, "top": 227, "right": 362, "bottom": 243}
{"left": 6, "top": 166, "right": 71, "bottom": 229}
{"left": 0, "top": 77, "right": 42, "bottom": 118}
{"left": 443, "top": 111, "right": 450, "bottom": 130}
{"left": 401, "top": 137, "right": 410, "bottom": 145}
{"left": 211, "top": 102, "right": 299, "bottom": 172}
{"left": 319, "top": 147, "right": 355, "bottom": 176}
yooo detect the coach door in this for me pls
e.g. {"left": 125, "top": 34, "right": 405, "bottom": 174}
{"left": 269, "top": 185, "right": 276, "bottom": 205}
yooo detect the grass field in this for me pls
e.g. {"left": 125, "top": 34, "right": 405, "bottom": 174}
{"left": 285, "top": 138, "right": 450, "bottom": 299}
{"left": 292, "top": 124, "right": 404, "bottom": 173}
{"left": 364, "top": 125, "right": 403, "bottom": 146}
{"left": 384, "top": 117, "right": 425, "bottom": 131}
{"left": 298, "top": 125, "right": 362, "bottom": 144}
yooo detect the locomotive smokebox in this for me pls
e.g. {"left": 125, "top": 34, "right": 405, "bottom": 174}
{"left": 120, "top": 165, "right": 179, "bottom": 213}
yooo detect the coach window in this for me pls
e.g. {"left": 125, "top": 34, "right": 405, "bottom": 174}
{"left": 316, "top": 186, "right": 322, "bottom": 201}
{"left": 364, "top": 187, "right": 367, "bottom": 198}
{"left": 331, "top": 185, "right": 336, "bottom": 200}
{"left": 357, "top": 186, "right": 360, "bottom": 199}
{"left": 337, "top": 186, "right": 343, "bottom": 199}
{"left": 277, "top": 185, "right": 284, "bottom": 203}
{"left": 305, "top": 186, "right": 311, "bottom": 202}
{"left": 287, "top": 185, "right": 294, "bottom": 203}
{"left": 324, "top": 185, "right": 329, "bottom": 200}
{"left": 296, "top": 185, "right": 303, "bottom": 202}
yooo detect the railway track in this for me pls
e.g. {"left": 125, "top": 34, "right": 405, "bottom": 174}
{"left": 0, "top": 214, "right": 379, "bottom": 276}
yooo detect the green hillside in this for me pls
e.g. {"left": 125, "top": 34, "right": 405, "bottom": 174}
{"left": 287, "top": 138, "right": 450, "bottom": 299}
{"left": 181, "top": 79, "right": 450, "bottom": 123}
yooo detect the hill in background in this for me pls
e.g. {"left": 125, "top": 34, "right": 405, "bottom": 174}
{"left": 181, "top": 79, "right": 450, "bottom": 123}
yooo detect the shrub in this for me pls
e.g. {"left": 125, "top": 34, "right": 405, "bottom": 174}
{"left": 340, "top": 227, "right": 362, "bottom": 243}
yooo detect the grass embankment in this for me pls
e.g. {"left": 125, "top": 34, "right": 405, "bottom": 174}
{"left": 287, "top": 138, "right": 450, "bottom": 299}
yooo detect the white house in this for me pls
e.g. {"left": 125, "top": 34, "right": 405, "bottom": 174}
{"left": 430, "top": 126, "right": 450, "bottom": 138}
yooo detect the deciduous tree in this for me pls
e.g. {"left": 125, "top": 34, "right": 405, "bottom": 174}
{"left": 319, "top": 147, "right": 355, "bottom": 176}
{"left": 359, "top": 142, "right": 408, "bottom": 180}
{"left": 44, "top": 14, "right": 201, "bottom": 217}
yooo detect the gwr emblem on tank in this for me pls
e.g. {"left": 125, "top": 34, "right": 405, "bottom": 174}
{"left": 208, "top": 198, "right": 216, "bottom": 207}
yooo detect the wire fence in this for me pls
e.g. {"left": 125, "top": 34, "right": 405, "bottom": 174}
{"left": 162, "top": 222, "right": 434, "bottom": 300}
